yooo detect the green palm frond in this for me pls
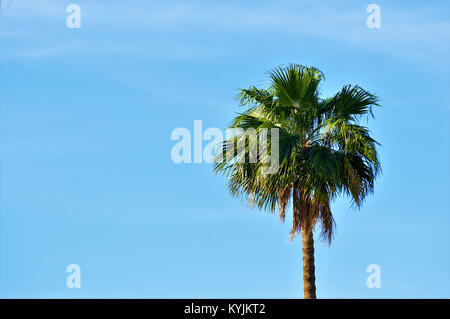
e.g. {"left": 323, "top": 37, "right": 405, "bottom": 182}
{"left": 214, "top": 64, "right": 381, "bottom": 243}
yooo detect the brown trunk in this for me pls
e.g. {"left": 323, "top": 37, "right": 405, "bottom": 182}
{"left": 301, "top": 225, "right": 316, "bottom": 299}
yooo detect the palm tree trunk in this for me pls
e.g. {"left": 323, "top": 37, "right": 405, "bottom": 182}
{"left": 301, "top": 225, "right": 316, "bottom": 299}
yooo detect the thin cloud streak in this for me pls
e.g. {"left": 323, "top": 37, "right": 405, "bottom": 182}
{"left": 1, "top": 0, "right": 449, "bottom": 66}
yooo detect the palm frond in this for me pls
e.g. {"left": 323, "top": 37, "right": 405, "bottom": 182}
{"left": 214, "top": 64, "right": 381, "bottom": 243}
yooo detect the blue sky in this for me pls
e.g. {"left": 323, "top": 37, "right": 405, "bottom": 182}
{"left": 0, "top": 0, "right": 449, "bottom": 298}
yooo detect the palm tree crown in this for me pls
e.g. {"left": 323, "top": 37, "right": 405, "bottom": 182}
{"left": 214, "top": 65, "right": 381, "bottom": 297}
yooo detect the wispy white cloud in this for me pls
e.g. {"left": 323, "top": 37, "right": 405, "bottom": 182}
{"left": 1, "top": 0, "right": 449, "bottom": 66}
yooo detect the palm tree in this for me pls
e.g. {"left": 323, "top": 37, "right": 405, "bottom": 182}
{"left": 214, "top": 64, "right": 381, "bottom": 299}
